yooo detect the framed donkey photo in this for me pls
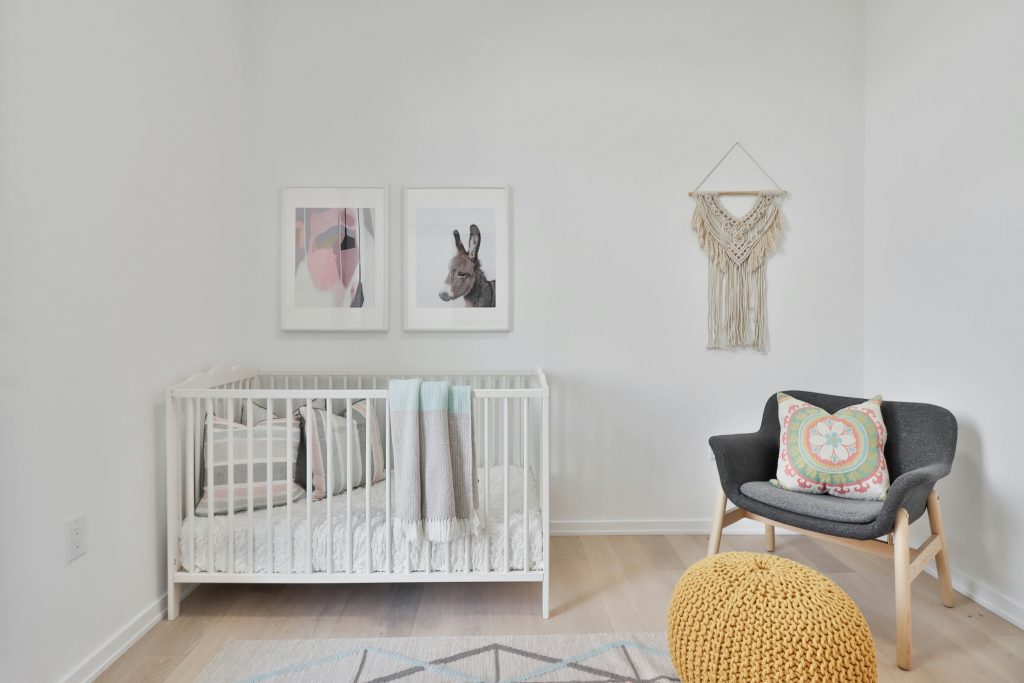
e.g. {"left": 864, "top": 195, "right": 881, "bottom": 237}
{"left": 403, "top": 187, "right": 511, "bottom": 331}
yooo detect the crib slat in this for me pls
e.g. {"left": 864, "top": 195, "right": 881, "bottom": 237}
{"left": 205, "top": 398, "right": 214, "bottom": 571}
{"left": 266, "top": 398, "right": 274, "bottom": 574}
{"left": 512, "top": 378, "right": 519, "bottom": 475}
{"left": 541, "top": 393, "right": 550, "bottom": 618}
{"left": 385, "top": 397, "right": 392, "bottom": 573}
{"left": 346, "top": 399, "right": 353, "bottom": 573}
{"left": 227, "top": 400, "right": 235, "bottom": 573}
{"left": 305, "top": 398, "right": 313, "bottom": 574}
{"left": 483, "top": 392, "right": 491, "bottom": 573}
{"left": 465, "top": 379, "right": 475, "bottom": 574}
{"left": 186, "top": 398, "right": 196, "bottom": 575}
{"left": 405, "top": 383, "right": 412, "bottom": 576}
{"left": 522, "top": 397, "right": 529, "bottom": 571}
{"left": 365, "top": 399, "right": 372, "bottom": 573}
{"left": 326, "top": 398, "right": 333, "bottom": 573}
{"left": 445, "top": 384, "right": 453, "bottom": 576}
{"left": 503, "top": 396, "right": 510, "bottom": 573}
{"left": 247, "top": 397, "right": 255, "bottom": 574}
{"left": 286, "top": 398, "right": 293, "bottom": 574}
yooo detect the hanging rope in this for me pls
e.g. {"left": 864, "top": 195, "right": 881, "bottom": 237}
{"left": 691, "top": 142, "right": 785, "bottom": 194}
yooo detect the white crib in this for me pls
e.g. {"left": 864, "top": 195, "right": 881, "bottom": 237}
{"left": 165, "top": 367, "right": 550, "bottom": 620}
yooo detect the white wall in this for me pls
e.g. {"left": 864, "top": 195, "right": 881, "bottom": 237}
{"left": 864, "top": 0, "right": 1024, "bottom": 624}
{"left": 0, "top": 1, "right": 248, "bottom": 680}
{"left": 242, "top": 0, "right": 866, "bottom": 528}
{"left": 1, "top": 1, "right": 871, "bottom": 679}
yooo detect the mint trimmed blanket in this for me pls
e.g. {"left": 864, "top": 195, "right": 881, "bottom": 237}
{"left": 388, "top": 379, "right": 479, "bottom": 543}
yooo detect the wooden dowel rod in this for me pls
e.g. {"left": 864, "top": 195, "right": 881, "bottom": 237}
{"left": 689, "top": 190, "right": 788, "bottom": 196}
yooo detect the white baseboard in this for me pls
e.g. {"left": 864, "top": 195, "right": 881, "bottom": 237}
{"left": 923, "top": 566, "right": 1024, "bottom": 631}
{"left": 60, "top": 584, "right": 197, "bottom": 683}
{"left": 550, "top": 517, "right": 791, "bottom": 536}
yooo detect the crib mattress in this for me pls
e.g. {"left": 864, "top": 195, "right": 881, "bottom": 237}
{"left": 179, "top": 466, "right": 543, "bottom": 574}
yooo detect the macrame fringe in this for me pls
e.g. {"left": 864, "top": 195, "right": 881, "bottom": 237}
{"left": 691, "top": 194, "right": 784, "bottom": 352}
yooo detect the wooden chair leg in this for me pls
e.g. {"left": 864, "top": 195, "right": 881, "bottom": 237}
{"left": 893, "top": 508, "right": 912, "bottom": 670}
{"left": 708, "top": 486, "right": 727, "bottom": 557}
{"left": 927, "top": 491, "right": 955, "bottom": 608}
{"left": 764, "top": 523, "right": 776, "bottom": 552}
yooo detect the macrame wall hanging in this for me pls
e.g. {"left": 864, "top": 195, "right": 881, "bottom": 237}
{"left": 690, "top": 142, "right": 787, "bottom": 352}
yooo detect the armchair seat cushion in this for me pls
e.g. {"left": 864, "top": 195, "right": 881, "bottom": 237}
{"left": 740, "top": 481, "right": 884, "bottom": 524}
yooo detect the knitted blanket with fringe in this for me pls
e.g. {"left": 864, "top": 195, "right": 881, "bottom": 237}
{"left": 691, "top": 191, "right": 785, "bottom": 352}
{"left": 388, "top": 379, "right": 479, "bottom": 543}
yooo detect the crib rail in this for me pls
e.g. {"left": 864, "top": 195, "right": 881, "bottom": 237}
{"left": 165, "top": 368, "right": 550, "bottom": 620}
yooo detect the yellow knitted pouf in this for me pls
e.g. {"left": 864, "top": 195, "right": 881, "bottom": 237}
{"left": 668, "top": 551, "right": 877, "bottom": 683}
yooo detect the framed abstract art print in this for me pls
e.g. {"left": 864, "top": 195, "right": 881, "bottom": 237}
{"left": 281, "top": 187, "right": 388, "bottom": 331}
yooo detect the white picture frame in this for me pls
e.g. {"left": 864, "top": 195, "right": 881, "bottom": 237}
{"left": 281, "top": 187, "right": 389, "bottom": 331}
{"left": 403, "top": 187, "right": 511, "bottom": 331}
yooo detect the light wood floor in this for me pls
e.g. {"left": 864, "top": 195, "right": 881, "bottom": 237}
{"left": 99, "top": 534, "right": 1024, "bottom": 682}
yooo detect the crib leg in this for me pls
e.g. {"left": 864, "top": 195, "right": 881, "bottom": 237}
{"left": 167, "top": 580, "right": 180, "bottom": 621}
{"left": 542, "top": 573, "right": 550, "bottom": 619}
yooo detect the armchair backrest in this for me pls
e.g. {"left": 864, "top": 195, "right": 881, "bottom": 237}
{"left": 759, "top": 391, "right": 958, "bottom": 480}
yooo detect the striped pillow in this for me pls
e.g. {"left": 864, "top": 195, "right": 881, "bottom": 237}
{"left": 297, "top": 402, "right": 385, "bottom": 499}
{"left": 245, "top": 400, "right": 383, "bottom": 483}
{"left": 195, "top": 414, "right": 305, "bottom": 516}
{"left": 351, "top": 400, "right": 386, "bottom": 485}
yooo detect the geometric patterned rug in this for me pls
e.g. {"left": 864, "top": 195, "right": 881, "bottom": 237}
{"left": 196, "top": 633, "right": 678, "bottom": 682}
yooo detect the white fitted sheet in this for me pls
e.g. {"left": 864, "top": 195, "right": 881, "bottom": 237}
{"left": 179, "top": 466, "right": 543, "bottom": 574}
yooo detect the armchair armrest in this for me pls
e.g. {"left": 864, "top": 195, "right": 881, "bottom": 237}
{"left": 878, "top": 462, "right": 951, "bottom": 523}
{"left": 709, "top": 432, "right": 777, "bottom": 497}
{"left": 887, "top": 462, "right": 950, "bottom": 500}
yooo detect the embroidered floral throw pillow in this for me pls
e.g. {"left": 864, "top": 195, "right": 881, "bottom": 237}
{"left": 772, "top": 392, "right": 890, "bottom": 501}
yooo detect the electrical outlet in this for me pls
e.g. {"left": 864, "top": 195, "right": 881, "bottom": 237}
{"left": 65, "top": 515, "right": 86, "bottom": 564}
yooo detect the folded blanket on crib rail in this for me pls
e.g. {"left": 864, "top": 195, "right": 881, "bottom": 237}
{"left": 389, "top": 379, "right": 480, "bottom": 543}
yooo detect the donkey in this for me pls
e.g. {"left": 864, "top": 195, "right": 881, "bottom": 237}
{"left": 439, "top": 224, "right": 496, "bottom": 307}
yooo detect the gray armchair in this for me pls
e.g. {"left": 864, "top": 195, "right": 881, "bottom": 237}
{"left": 707, "top": 390, "right": 957, "bottom": 670}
